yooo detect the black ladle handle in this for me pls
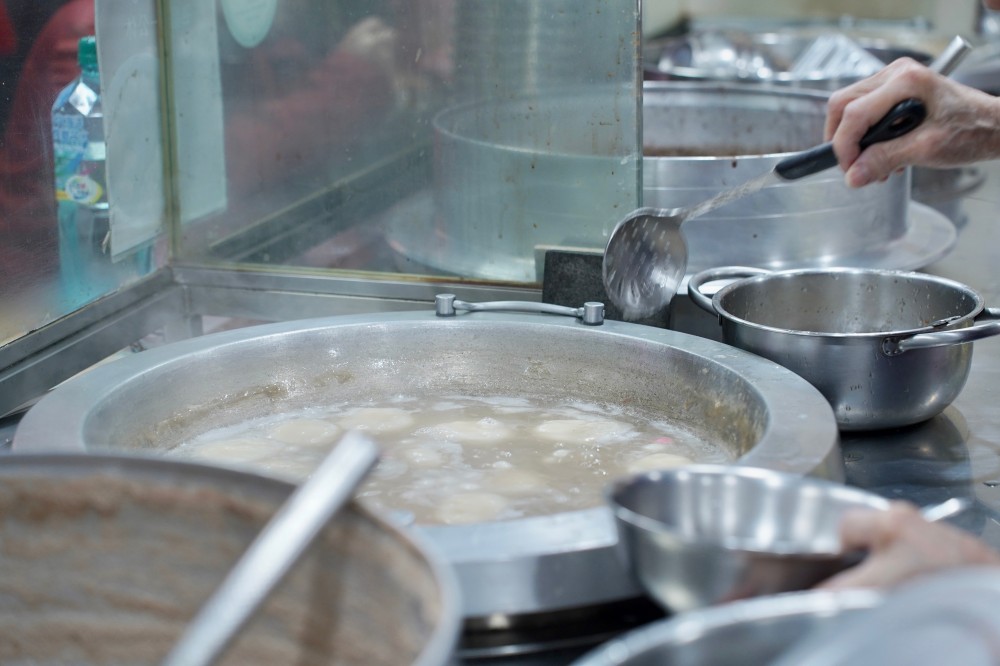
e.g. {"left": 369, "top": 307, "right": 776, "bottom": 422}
{"left": 774, "top": 98, "right": 928, "bottom": 181}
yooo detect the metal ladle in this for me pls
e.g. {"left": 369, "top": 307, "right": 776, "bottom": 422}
{"left": 162, "top": 431, "right": 380, "bottom": 666}
{"left": 603, "top": 36, "right": 972, "bottom": 322}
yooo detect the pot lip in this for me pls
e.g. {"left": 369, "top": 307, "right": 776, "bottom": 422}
{"left": 641, "top": 80, "right": 832, "bottom": 160}
{"left": 711, "top": 267, "right": 986, "bottom": 339}
{"left": 432, "top": 84, "right": 639, "bottom": 160}
{"left": 643, "top": 79, "right": 832, "bottom": 102}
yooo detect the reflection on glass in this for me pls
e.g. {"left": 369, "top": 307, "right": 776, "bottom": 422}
{"left": 173, "top": 0, "right": 438, "bottom": 268}
{"left": 0, "top": 0, "right": 160, "bottom": 346}
{"left": 0, "top": 0, "right": 640, "bottom": 348}
{"left": 174, "top": 0, "right": 641, "bottom": 283}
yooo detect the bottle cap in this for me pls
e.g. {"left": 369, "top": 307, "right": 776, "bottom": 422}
{"left": 78, "top": 35, "right": 98, "bottom": 72}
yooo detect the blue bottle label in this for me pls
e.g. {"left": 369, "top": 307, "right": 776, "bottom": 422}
{"left": 64, "top": 173, "right": 104, "bottom": 205}
{"left": 52, "top": 112, "right": 87, "bottom": 200}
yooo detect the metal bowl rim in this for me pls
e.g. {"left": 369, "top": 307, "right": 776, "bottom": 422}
{"left": 606, "top": 463, "right": 889, "bottom": 556}
{"left": 709, "top": 267, "right": 986, "bottom": 339}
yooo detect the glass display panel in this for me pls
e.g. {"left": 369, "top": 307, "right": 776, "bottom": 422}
{"left": 0, "top": 0, "right": 163, "bottom": 347}
{"left": 171, "top": 0, "right": 642, "bottom": 284}
{"left": 0, "top": 0, "right": 640, "bottom": 349}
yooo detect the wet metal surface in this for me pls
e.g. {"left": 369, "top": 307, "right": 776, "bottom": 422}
{"left": 844, "top": 159, "right": 1000, "bottom": 546}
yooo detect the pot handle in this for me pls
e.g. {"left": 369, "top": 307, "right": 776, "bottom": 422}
{"left": 434, "top": 293, "right": 605, "bottom": 325}
{"left": 687, "top": 267, "right": 771, "bottom": 315}
{"left": 883, "top": 308, "right": 1000, "bottom": 355}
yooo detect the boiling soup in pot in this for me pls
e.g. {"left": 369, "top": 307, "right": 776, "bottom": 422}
{"left": 168, "top": 395, "right": 732, "bottom": 525}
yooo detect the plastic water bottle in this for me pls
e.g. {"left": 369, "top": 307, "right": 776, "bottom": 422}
{"left": 52, "top": 35, "right": 147, "bottom": 308}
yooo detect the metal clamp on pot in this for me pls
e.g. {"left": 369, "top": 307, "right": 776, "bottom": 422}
{"left": 689, "top": 266, "right": 1000, "bottom": 430}
{"left": 434, "top": 293, "right": 605, "bottom": 325}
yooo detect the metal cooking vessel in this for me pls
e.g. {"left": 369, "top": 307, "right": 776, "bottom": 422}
{"left": 0, "top": 454, "right": 459, "bottom": 665}
{"left": 689, "top": 267, "right": 1000, "bottom": 430}
{"left": 643, "top": 30, "right": 931, "bottom": 88}
{"left": 643, "top": 82, "right": 921, "bottom": 274}
{"left": 385, "top": 83, "right": 952, "bottom": 287}
{"left": 424, "top": 86, "right": 640, "bottom": 283}
{"left": 14, "top": 308, "right": 840, "bottom": 619}
{"left": 571, "top": 588, "right": 883, "bottom": 665}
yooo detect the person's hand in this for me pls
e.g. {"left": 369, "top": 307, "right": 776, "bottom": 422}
{"left": 825, "top": 57, "right": 1000, "bottom": 187}
{"left": 818, "top": 500, "right": 1000, "bottom": 590}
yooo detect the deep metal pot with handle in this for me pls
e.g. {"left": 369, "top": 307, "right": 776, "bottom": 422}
{"left": 688, "top": 267, "right": 1000, "bottom": 430}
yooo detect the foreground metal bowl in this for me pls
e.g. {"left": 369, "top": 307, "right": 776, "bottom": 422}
{"left": 14, "top": 309, "right": 840, "bottom": 619}
{"left": 571, "top": 588, "right": 883, "bottom": 666}
{"left": 769, "top": 567, "right": 1000, "bottom": 666}
{"left": 0, "top": 453, "right": 460, "bottom": 665}
{"left": 689, "top": 267, "right": 1000, "bottom": 430}
{"left": 607, "top": 464, "right": 890, "bottom": 613}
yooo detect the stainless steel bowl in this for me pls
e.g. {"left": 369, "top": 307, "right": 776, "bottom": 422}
{"left": 607, "top": 464, "right": 890, "bottom": 613}
{"left": 770, "top": 567, "right": 1000, "bottom": 666}
{"left": 13, "top": 308, "right": 841, "bottom": 619}
{"left": 571, "top": 588, "right": 883, "bottom": 666}
{"left": 688, "top": 267, "right": 1000, "bottom": 430}
{"left": 0, "top": 453, "right": 460, "bottom": 665}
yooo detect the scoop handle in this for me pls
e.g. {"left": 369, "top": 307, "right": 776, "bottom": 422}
{"left": 774, "top": 98, "right": 927, "bottom": 180}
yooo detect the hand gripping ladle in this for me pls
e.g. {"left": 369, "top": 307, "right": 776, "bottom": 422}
{"left": 602, "top": 37, "right": 971, "bottom": 321}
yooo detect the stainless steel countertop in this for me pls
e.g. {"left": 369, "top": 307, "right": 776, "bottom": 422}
{"left": 452, "top": 162, "right": 1000, "bottom": 664}
{"left": 842, "top": 160, "right": 1000, "bottom": 547}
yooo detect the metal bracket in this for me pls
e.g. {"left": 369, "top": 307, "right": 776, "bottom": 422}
{"left": 434, "top": 294, "right": 605, "bottom": 325}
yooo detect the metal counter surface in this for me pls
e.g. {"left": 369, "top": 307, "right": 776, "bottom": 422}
{"left": 453, "top": 161, "right": 1000, "bottom": 665}
{"left": 844, "top": 159, "right": 1000, "bottom": 548}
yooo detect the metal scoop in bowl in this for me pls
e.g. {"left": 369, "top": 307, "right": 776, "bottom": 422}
{"left": 602, "top": 99, "right": 926, "bottom": 321}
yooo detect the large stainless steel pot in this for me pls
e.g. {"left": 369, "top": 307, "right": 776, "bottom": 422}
{"left": 688, "top": 267, "right": 1000, "bottom": 430}
{"left": 14, "top": 307, "right": 840, "bottom": 619}
{"left": 384, "top": 83, "right": 953, "bottom": 290}
{"left": 643, "top": 82, "right": 953, "bottom": 274}
{"left": 0, "top": 454, "right": 459, "bottom": 665}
